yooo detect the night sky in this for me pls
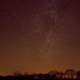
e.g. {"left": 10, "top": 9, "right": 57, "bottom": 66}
{"left": 0, "top": 0, "right": 80, "bottom": 75}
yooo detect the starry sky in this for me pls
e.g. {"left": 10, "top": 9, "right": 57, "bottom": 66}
{"left": 0, "top": 0, "right": 80, "bottom": 75}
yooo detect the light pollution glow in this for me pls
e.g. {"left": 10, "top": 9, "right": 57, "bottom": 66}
{"left": 0, "top": 0, "right": 80, "bottom": 75}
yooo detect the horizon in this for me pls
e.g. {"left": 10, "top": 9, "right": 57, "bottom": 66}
{"left": 0, "top": 68, "right": 80, "bottom": 76}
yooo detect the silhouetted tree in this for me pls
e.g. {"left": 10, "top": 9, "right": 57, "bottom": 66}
{"left": 56, "top": 72, "right": 64, "bottom": 79}
{"left": 48, "top": 70, "right": 57, "bottom": 79}
{"left": 65, "top": 69, "right": 76, "bottom": 79}
{"left": 76, "top": 70, "right": 80, "bottom": 79}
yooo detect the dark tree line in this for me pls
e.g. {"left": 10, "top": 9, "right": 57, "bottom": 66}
{"left": 0, "top": 69, "right": 80, "bottom": 80}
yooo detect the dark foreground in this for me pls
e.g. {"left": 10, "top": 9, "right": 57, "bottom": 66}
{"left": 0, "top": 74, "right": 80, "bottom": 80}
